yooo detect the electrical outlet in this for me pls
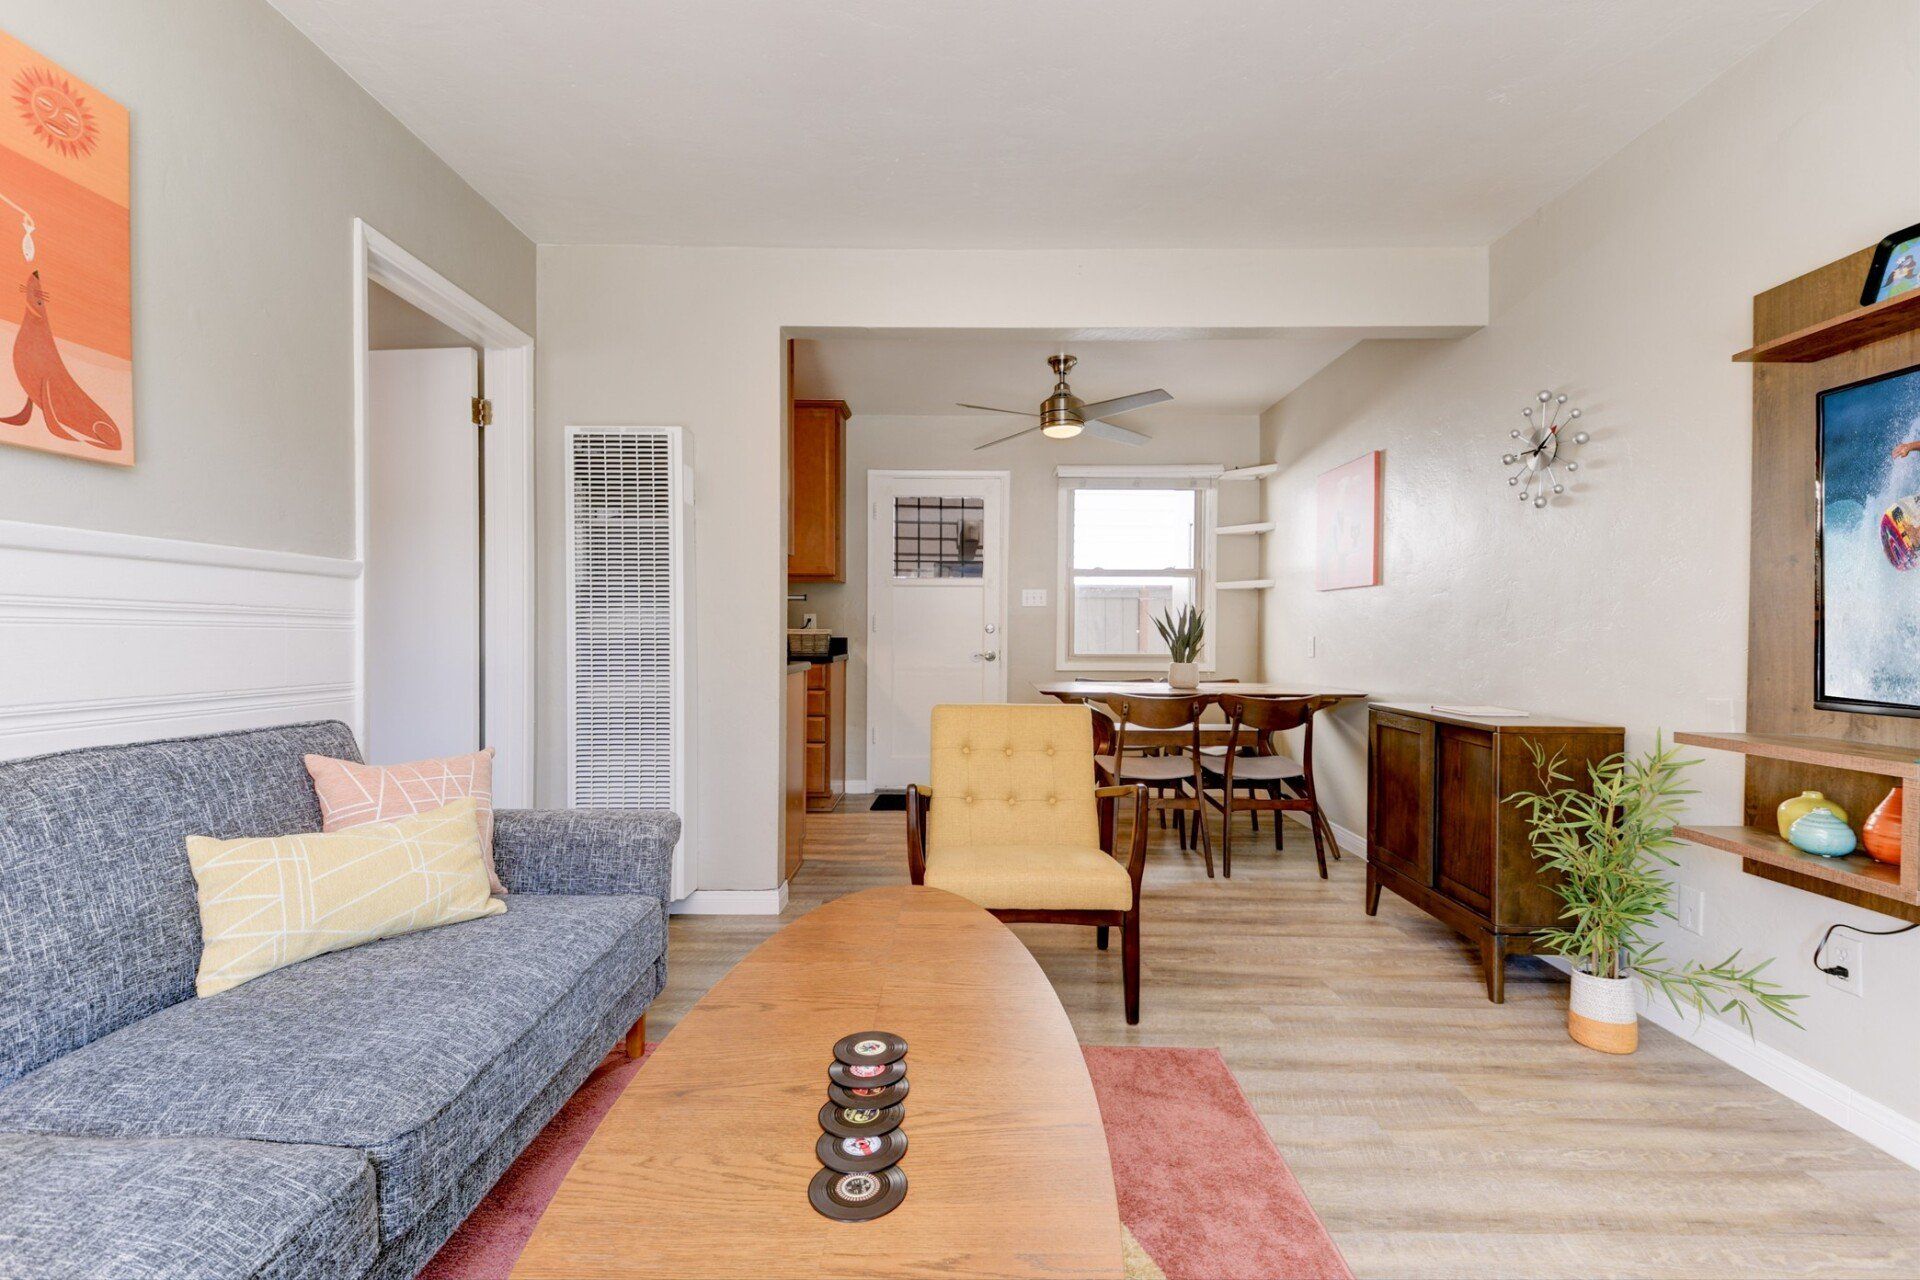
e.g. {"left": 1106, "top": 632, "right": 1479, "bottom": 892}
{"left": 1826, "top": 934, "right": 1865, "bottom": 997}
{"left": 1676, "top": 886, "right": 1705, "bottom": 936}
{"left": 1021, "top": 589, "right": 1047, "bottom": 607}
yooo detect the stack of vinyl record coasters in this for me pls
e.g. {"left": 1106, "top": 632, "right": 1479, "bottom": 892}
{"left": 810, "top": 1030, "right": 909, "bottom": 1221}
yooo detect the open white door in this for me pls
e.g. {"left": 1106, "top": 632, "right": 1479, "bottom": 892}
{"left": 366, "top": 347, "right": 481, "bottom": 763}
{"left": 867, "top": 471, "right": 1009, "bottom": 789}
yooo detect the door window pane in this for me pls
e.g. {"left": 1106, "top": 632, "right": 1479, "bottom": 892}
{"left": 1071, "top": 489, "right": 1196, "bottom": 570}
{"left": 1071, "top": 575, "right": 1197, "bottom": 656}
{"left": 893, "top": 496, "right": 984, "bottom": 579}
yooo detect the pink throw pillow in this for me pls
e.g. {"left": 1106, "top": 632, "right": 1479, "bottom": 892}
{"left": 305, "top": 748, "right": 504, "bottom": 894}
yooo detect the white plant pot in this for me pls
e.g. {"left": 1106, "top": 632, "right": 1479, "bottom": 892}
{"left": 1567, "top": 967, "right": 1638, "bottom": 1054}
{"left": 1167, "top": 661, "right": 1199, "bottom": 689}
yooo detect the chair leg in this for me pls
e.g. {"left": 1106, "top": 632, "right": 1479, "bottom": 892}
{"left": 1306, "top": 803, "right": 1329, "bottom": 879}
{"left": 1270, "top": 783, "right": 1285, "bottom": 850}
{"left": 1194, "top": 795, "right": 1215, "bottom": 878}
{"left": 1097, "top": 924, "right": 1109, "bottom": 951}
{"left": 1220, "top": 789, "right": 1234, "bottom": 879}
{"left": 1174, "top": 808, "right": 1186, "bottom": 849}
{"left": 1122, "top": 911, "right": 1141, "bottom": 1025}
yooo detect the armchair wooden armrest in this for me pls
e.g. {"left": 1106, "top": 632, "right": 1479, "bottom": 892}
{"left": 1095, "top": 783, "right": 1150, "bottom": 901}
{"left": 905, "top": 784, "right": 932, "bottom": 884}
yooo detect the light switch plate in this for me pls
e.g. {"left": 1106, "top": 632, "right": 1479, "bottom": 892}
{"left": 1676, "top": 886, "right": 1705, "bottom": 936}
{"left": 1022, "top": 589, "right": 1048, "bottom": 607}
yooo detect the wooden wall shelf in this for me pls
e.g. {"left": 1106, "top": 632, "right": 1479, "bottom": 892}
{"left": 1733, "top": 286, "right": 1920, "bottom": 363}
{"left": 1674, "top": 730, "right": 1919, "bottom": 913}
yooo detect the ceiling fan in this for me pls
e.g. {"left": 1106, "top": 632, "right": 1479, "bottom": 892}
{"left": 963, "top": 354, "right": 1171, "bottom": 451}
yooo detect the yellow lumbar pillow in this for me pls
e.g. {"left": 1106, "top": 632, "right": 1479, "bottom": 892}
{"left": 186, "top": 796, "right": 505, "bottom": 997}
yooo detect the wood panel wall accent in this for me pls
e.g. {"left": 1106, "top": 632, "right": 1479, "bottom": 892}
{"left": 1737, "top": 247, "right": 1920, "bottom": 914}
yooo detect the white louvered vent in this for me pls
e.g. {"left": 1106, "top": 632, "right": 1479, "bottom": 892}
{"left": 567, "top": 427, "right": 691, "bottom": 897}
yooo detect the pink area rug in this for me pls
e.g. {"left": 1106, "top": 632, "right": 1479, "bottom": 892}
{"left": 423, "top": 1044, "right": 1349, "bottom": 1280}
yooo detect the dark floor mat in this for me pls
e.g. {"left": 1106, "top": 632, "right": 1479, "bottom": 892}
{"left": 868, "top": 792, "right": 907, "bottom": 811}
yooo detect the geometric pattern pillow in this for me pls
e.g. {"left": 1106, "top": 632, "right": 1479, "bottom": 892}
{"left": 305, "top": 748, "right": 502, "bottom": 893}
{"left": 184, "top": 797, "right": 505, "bottom": 997}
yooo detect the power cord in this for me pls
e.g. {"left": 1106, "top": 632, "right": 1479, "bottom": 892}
{"left": 1814, "top": 919, "right": 1918, "bottom": 979}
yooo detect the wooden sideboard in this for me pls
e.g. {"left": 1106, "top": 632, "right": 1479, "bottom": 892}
{"left": 1365, "top": 703, "right": 1624, "bottom": 1001}
{"left": 803, "top": 655, "right": 847, "bottom": 812}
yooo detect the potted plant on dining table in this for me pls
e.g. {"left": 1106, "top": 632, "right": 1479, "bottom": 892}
{"left": 1507, "top": 737, "right": 1803, "bottom": 1053}
{"left": 1154, "top": 605, "right": 1205, "bottom": 689}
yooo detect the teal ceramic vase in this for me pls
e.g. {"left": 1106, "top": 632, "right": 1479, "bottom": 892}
{"left": 1788, "top": 808, "right": 1857, "bottom": 857}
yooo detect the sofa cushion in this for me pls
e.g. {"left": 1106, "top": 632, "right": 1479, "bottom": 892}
{"left": 0, "top": 720, "right": 362, "bottom": 1086}
{"left": 0, "top": 894, "right": 665, "bottom": 1244}
{"left": 0, "top": 1132, "right": 376, "bottom": 1280}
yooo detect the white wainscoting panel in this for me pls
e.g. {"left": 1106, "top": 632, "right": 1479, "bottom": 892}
{"left": 0, "top": 521, "right": 361, "bottom": 760}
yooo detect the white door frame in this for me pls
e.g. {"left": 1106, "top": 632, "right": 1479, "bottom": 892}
{"left": 351, "top": 219, "right": 536, "bottom": 805}
{"left": 866, "top": 469, "right": 1010, "bottom": 789}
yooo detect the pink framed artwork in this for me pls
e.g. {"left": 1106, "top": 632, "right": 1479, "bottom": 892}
{"left": 1315, "top": 450, "right": 1381, "bottom": 591}
{"left": 0, "top": 31, "right": 132, "bottom": 466}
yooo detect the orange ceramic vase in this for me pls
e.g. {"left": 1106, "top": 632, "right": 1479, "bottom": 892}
{"left": 1863, "top": 787, "right": 1903, "bottom": 866}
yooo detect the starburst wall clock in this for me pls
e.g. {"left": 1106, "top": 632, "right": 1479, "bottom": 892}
{"left": 1503, "top": 390, "right": 1588, "bottom": 508}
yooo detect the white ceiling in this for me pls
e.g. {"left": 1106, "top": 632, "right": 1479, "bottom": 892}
{"left": 268, "top": 0, "right": 1815, "bottom": 249}
{"left": 793, "top": 333, "right": 1359, "bottom": 423}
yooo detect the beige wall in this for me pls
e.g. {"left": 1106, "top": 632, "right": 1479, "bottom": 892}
{"left": 535, "top": 244, "right": 1487, "bottom": 890}
{"left": 368, "top": 282, "right": 477, "bottom": 351}
{"left": 1, "top": 0, "right": 534, "bottom": 559}
{"left": 1257, "top": 0, "right": 1920, "bottom": 1120}
{"left": 799, "top": 412, "right": 1265, "bottom": 781}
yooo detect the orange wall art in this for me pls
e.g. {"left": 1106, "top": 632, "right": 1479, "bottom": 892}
{"left": 0, "top": 31, "right": 130, "bottom": 466}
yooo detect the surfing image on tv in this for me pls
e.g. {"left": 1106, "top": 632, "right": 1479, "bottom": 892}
{"left": 1817, "top": 363, "right": 1920, "bottom": 716}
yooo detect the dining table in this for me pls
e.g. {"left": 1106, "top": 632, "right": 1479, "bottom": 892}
{"left": 1034, "top": 680, "right": 1368, "bottom": 751}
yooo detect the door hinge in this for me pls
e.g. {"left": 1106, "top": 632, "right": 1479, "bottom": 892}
{"left": 471, "top": 397, "right": 493, "bottom": 427}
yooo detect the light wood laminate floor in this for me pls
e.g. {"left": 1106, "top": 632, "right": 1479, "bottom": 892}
{"left": 655, "top": 805, "right": 1920, "bottom": 1279}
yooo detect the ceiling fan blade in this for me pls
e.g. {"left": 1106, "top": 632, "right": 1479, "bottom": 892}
{"left": 973, "top": 424, "right": 1044, "bottom": 451}
{"left": 957, "top": 402, "right": 1038, "bottom": 417}
{"left": 1082, "top": 419, "right": 1150, "bottom": 446}
{"left": 1074, "top": 388, "right": 1171, "bottom": 420}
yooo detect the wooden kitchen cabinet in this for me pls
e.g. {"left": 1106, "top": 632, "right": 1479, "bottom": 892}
{"left": 804, "top": 656, "right": 847, "bottom": 812}
{"left": 784, "top": 663, "right": 807, "bottom": 883}
{"left": 1365, "top": 703, "right": 1623, "bottom": 1002}
{"left": 789, "top": 399, "right": 849, "bottom": 582}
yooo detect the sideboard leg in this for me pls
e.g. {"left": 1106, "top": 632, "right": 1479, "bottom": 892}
{"left": 1364, "top": 867, "right": 1383, "bottom": 916}
{"left": 1482, "top": 935, "right": 1507, "bottom": 1004}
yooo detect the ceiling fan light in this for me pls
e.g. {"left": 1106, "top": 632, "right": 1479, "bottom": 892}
{"left": 1042, "top": 420, "right": 1083, "bottom": 439}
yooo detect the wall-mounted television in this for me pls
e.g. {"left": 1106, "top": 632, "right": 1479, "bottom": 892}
{"left": 1817, "top": 362, "right": 1920, "bottom": 717}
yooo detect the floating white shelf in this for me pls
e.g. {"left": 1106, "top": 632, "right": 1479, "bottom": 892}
{"left": 1218, "top": 463, "right": 1279, "bottom": 481}
{"left": 1217, "top": 579, "right": 1273, "bottom": 591}
{"left": 1215, "top": 521, "right": 1275, "bottom": 536}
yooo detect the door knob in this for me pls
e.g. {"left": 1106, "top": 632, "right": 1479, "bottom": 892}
{"left": 972, "top": 651, "right": 999, "bottom": 662}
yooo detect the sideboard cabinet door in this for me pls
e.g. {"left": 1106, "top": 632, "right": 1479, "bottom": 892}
{"left": 1435, "top": 725, "right": 1496, "bottom": 915}
{"left": 1368, "top": 710, "right": 1434, "bottom": 885}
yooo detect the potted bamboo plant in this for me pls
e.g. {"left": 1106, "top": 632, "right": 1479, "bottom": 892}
{"left": 1153, "top": 605, "right": 1205, "bottom": 689}
{"left": 1507, "top": 737, "right": 1802, "bottom": 1054}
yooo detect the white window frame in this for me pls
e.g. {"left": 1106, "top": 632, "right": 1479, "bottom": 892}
{"left": 1055, "top": 466, "right": 1219, "bottom": 672}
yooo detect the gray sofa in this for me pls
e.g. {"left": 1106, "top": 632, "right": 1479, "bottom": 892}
{"left": 0, "top": 722, "right": 677, "bottom": 1280}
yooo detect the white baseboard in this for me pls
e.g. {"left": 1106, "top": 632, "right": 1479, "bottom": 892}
{"left": 670, "top": 883, "right": 789, "bottom": 916}
{"left": 1535, "top": 955, "right": 1920, "bottom": 1170}
{"left": 844, "top": 778, "right": 873, "bottom": 795}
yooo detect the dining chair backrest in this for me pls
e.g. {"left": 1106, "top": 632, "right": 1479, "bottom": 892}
{"left": 1098, "top": 694, "right": 1208, "bottom": 760}
{"left": 1217, "top": 694, "right": 1318, "bottom": 769}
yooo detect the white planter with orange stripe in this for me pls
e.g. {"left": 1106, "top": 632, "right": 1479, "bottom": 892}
{"left": 1568, "top": 968, "right": 1638, "bottom": 1054}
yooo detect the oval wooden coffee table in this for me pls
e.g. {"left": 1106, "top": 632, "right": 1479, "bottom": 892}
{"left": 512, "top": 885, "right": 1123, "bottom": 1279}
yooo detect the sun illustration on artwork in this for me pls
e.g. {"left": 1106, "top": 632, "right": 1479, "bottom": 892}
{"left": 13, "top": 65, "right": 98, "bottom": 159}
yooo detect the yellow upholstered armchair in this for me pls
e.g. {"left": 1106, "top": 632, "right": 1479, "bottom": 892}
{"left": 904, "top": 704, "right": 1150, "bottom": 1023}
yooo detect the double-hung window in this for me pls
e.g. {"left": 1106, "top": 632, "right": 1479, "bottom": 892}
{"left": 1056, "top": 467, "right": 1215, "bottom": 669}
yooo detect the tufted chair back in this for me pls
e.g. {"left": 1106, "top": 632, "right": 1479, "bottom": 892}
{"left": 927, "top": 704, "right": 1100, "bottom": 851}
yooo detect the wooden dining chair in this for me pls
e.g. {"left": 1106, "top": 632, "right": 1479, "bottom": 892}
{"left": 1095, "top": 694, "right": 1215, "bottom": 877}
{"left": 1199, "top": 694, "right": 1334, "bottom": 878}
